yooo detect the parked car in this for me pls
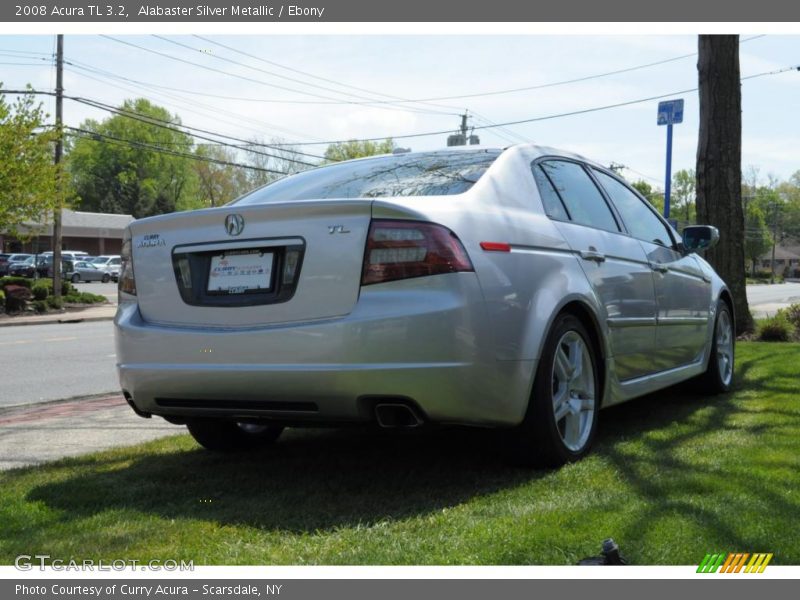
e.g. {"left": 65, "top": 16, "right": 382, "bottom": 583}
{"left": 91, "top": 255, "right": 122, "bottom": 281}
{"left": 69, "top": 261, "right": 111, "bottom": 283}
{"left": 114, "top": 145, "right": 734, "bottom": 466}
{"left": 7, "top": 255, "right": 38, "bottom": 278}
{"left": 36, "top": 256, "right": 74, "bottom": 279}
{"left": 1, "top": 253, "right": 32, "bottom": 276}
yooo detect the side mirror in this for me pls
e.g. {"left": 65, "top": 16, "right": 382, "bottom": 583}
{"left": 682, "top": 225, "right": 719, "bottom": 253}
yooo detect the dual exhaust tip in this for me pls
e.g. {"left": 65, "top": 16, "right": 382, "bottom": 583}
{"left": 374, "top": 403, "right": 424, "bottom": 429}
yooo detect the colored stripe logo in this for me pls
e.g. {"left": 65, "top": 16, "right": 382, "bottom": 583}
{"left": 697, "top": 552, "right": 773, "bottom": 573}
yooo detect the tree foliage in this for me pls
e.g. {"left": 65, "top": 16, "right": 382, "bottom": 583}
{"left": 631, "top": 180, "right": 664, "bottom": 214}
{"left": 671, "top": 169, "right": 696, "bottom": 224}
{"left": 188, "top": 145, "right": 249, "bottom": 210}
{"left": 0, "top": 87, "right": 58, "bottom": 237}
{"left": 67, "top": 98, "right": 198, "bottom": 218}
{"left": 324, "top": 138, "right": 395, "bottom": 163}
{"left": 744, "top": 203, "right": 772, "bottom": 276}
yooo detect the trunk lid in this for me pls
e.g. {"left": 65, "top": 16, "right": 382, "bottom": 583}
{"left": 130, "top": 200, "right": 371, "bottom": 327}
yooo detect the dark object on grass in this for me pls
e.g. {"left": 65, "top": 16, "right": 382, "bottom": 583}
{"left": 3, "top": 284, "right": 32, "bottom": 313}
{"left": 578, "top": 538, "right": 628, "bottom": 565}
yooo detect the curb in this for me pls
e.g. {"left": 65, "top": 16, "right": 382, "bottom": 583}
{"left": 0, "top": 310, "right": 116, "bottom": 327}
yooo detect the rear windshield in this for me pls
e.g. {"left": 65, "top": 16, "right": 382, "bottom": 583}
{"left": 233, "top": 149, "right": 501, "bottom": 205}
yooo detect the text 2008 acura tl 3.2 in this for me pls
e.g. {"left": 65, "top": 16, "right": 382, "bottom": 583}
{"left": 114, "top": 144, "right": 734, "bottom": 466}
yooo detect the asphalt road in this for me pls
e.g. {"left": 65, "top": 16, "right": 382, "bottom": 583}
{"left": 0, "top": 320, "right": 118, "bottom": 408}
{"left": 746, "top": 282, "right": 800, "bottom": 317}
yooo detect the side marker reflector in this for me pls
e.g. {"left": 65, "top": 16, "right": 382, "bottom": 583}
{"left": 480, "top": 242, "right": 512, "bottom": 252}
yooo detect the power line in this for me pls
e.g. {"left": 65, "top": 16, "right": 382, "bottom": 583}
{"left": 156, "top": 34, "right": 458, "bottom": 116}
{"left": 263, "top": 64, "right": 799, "bottom": 146}
{"left": 5, "top": 62, "right": 793, "bottom": 152}
{"left": 191, "top": 34, "right": 464, "bottom": 114}
{"left": 67, "top": 96, "right": 319, "bottom": 167}
{"left": 183, "top": 34, "right": 768, "bottom": 108}
{"left": 63, "top": 60, "right": 324, "bottom": 145}
{"left": 101, "top": 35, "right": 457, "bottom": 117}
{"left": 64, "top": 126, "right": 288, "bottom": 174}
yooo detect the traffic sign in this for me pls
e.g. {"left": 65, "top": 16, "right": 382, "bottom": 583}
{"left": 657, "top": 99, "right": 684, "bottom": 126}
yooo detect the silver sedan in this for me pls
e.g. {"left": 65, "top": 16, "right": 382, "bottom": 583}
{"left": 114, "top": 145, "right": 734, "bottom": 466}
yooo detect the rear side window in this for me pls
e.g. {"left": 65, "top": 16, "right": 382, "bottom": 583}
{"left": 592, "top": 169, "right": 674, "bottom": 247}
{"left": 532, "top": 165, "right": 569, "bottom": 220}
{"left": 539, "top": 161, "right": 619, "bottom": 232}
{"left": 234, "top": 149, "right": 501, "bottom": 205}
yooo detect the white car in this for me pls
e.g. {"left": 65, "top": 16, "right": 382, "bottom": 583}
{"left": 91, "top": 255, "right": 122, "bottom": 281}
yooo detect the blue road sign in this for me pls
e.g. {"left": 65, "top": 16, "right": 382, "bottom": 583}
{"left": 657, "top": 99, "right": 684, "bottom": 126}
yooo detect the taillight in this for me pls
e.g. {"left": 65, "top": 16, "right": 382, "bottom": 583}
{"left": 361, "top": 219, "right": 473, "bottom": 285}
{"left": 118, "top": 230, "right": 136, "bottom": 297}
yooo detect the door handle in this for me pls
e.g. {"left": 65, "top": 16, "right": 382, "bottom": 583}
{"left": 580, "top": 250, "right": 606, "bottom": 263}
{"left": 650, "top": 262, "right": 669, "bottom": 274}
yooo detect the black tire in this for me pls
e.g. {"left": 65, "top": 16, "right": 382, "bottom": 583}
{"left": 101, "top": 273, "right": 110, "bottom": 283}
{"left": 696, "top": 301, "right": 735, "bottom": 394}
{"left": 186, "top": 419, "right": 284, "bottom": 452}
{"left": 508, "top": 313, "right": 601, "bottom": 467}
{"left": 71, "top": 273, "right": 80, "bottom": 283}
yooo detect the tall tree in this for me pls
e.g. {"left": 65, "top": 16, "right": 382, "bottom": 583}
{"left": 631, "top": 180, "right": 664, "bottom": 214}
{"left": 243, "top": 137, "right": 306, "bottom": 190}
{"left": 189, "top": 145, "right": 249, "bottom": 209}
{"left": 67, "top": 98, "right": 198, "bottom": 218}
{"left": 0, "top": 87, "right": 58, "bottom": 238}
{"left": 696, "top": 35, "right": 752, "bottom": 333}
{"left": 744, "top": 204, "right": 772, "bottom": 276}
{"left": 672, "top": 169, "right": 696, "bottom": 224}
{"left": 324, "top": 138, "right": 395, "bottom": 162}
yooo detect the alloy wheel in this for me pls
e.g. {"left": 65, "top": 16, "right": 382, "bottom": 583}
{"left": 551, "top": 331, "right": 596, "bottom": 452}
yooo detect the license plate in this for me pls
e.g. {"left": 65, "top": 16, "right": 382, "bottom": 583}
{"left": 208, "top": 251, "right": 273, "bottom": 294}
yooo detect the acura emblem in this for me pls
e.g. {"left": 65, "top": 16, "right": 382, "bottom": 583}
{"left": 224, "top": 214, "right": 245, "bottom": 236}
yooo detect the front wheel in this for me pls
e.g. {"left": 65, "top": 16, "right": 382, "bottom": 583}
{"left": 71, "top": 273, "right": 80, "bottom": 283}
{"left": 697, "top": 301, "right": 735, "bottom": 394}
{"left": 186, "top": 419, "right": 284, "bottom": 452}
{"left": 508, "top": 313, "right": 600, "bottom": 467}
{"left": 101, "top": 273, "right": 110, "bottom": 283}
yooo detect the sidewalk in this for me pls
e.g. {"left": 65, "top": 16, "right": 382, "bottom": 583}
{"left": 0, "top": 303, "right": 117, "bottom": 327}
{"left": 0, "top": 394, "right": 181, "bottom": 471}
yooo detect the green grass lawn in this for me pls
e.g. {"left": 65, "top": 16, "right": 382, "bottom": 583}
{"left": 1, "top": 342, "right": 798, "bottom": 565}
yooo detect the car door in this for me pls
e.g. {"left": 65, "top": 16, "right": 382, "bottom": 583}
{"left": 533, "top": 160, "right": 658, "bottom": 381}
{"left": 591, "top": 169, "right": 711, "bottom": 371}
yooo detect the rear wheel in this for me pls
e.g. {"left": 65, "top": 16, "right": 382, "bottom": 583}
{"left": 186, "top": 419, "right": 284, "bottom": 452}
{"left": 101, "top": 273, "right": 110, "bottom": 283}
{"left": 697, "top": 301, "right": 735, "bottom": 394}
{"left": 71, "top": 273, "right": 80, "bottom": 283}
{"left": 508, "top": 313, "right": 600, "bottom": 467}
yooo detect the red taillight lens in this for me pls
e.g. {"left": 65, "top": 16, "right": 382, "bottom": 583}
{"left": 118, "top": 231, "right": 136, "bottom": 297}
{"left": 361, "top": 219, "right": 474, "bottom": 285}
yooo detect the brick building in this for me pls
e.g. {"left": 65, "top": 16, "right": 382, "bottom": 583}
{"left": 1, "top": 209, "right": 134, "bottom": 255}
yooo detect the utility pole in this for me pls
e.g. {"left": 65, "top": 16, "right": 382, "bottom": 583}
{"left": 53, "top": 34, "right": 63, "bottom": 300}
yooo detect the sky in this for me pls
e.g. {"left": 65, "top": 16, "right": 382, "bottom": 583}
{"left": 1, "top": 33, "right": 798, "bottom": 187}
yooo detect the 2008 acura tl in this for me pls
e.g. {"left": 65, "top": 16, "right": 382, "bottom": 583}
{"left": 114, "top": 145, "right": 734, "bottom": 466}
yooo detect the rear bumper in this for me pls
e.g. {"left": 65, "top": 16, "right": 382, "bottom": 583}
{"left": 115, "top": 274, "right": 534, "bottom": 427}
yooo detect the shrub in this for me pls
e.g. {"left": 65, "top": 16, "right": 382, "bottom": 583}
{"left": 0, "top": 276, "right": 32, "bottom": 289}
{"left": 757, "top": 313, "right": 796, "bottom": 342}
{"left": 0, "top": 290, "right": 4, "bottom": 314}
{"left": 63, "top": 291, "right": 106, "bottom": 304}
{"left": 32, "top": 299, "right": 48, "bottom": 314}
{"left": 781, "top": 303, "right": 800, "bottom": 330}
{"left": 46, "top": 295, "right": 63, "bottom": 310}
{"left": 4, "top": 284, "right": 33, "bottom": 313}
{"left": 31, "top": 284, "right": 49, "bottom": 301}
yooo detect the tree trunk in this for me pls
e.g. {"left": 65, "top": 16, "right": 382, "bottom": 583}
{"left": 696, "top": 35, "right": 753, "bottom": 334}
